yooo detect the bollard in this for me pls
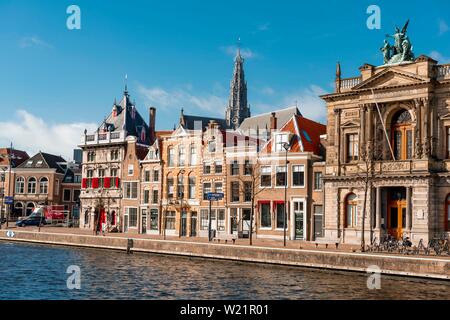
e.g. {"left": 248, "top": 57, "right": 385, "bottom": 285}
{"left": 335, "top": 243, "right": 339, "bottom": 249}
{"left": 127, "top": 238, "right": 134, "bottom": 254}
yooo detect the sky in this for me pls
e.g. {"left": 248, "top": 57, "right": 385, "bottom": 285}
{"left": 0, "top": 0, "right": 449, "bottom": 160}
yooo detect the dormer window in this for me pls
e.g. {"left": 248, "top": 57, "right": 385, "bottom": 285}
{"left": 25, "top": 160, "right": 33, "bottom": 167}
{"left": 274, "top": 134, "right": 288, "bottom": 152}
{"left": 208, "top": 140, "right": 216, "bottom": 153}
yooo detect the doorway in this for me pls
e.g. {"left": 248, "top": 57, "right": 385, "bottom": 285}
{"left": 190, "top": 212, "right": 197, "bottom": 237}
{"left": 180, "top": 211, "right": 187, "bottom": 236}
{"left": 292, "top": 199, "right": 306, "bottom": 240}
{"left": 141, "top": 209, "right": 147, "bottom": 234}
{"left": 387, "top": 188, "right": 406, "bottom": 239}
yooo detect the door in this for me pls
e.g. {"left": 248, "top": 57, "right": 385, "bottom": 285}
{"left": 293, "top": 201, "right": 306, "bottom": 240}
{"left": 242, "top": 208, "right": 251, "bottom": 234}
{"left": 190, "top": 212, "right": 197, "bottom": 237}
{"left": 180, "top": 211, "right": 187, "bottom": 236}
{"left": 387, "top": 200, "right": 406, "bottom": 239}
{"left": 123, "top": 214, "right": 129, "bottom": 233}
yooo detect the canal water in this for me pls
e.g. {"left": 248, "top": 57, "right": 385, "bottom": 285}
{"left": 0, "top": 242, "right": 449, "bottom": 300}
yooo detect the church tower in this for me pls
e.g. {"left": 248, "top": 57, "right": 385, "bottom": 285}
{"left": 225, "top": 45, "right": 250, "bottom": 129}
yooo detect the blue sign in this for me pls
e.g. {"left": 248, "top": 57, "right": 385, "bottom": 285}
{"left": 4, "top": 196, "right": 13, "bottom": 205}
{"left": 207, "top": 192, "right": 224, "bottom": 201}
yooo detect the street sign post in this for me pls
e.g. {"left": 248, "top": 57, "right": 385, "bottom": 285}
{"left": 207, "top": 193, "right": 224, "bottom": 241}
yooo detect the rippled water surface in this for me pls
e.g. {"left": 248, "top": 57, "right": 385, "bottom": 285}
{"left": 0, "top": 242, "right": 449, "bottom": 300}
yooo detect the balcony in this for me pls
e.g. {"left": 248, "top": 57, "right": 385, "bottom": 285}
{"left": 436, "top": 64, "right": 450, "bottom": 80}
{"left": 339, "top": 77, "right": 362, "bottom": 92}
{"left": 79, "top": 131, "right": 125, "bottom": 146}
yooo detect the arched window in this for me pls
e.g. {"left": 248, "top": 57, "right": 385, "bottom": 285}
{"left": 446, "top": 195, "right": 450, "bottom": 231}
{"left": 39, "top": 177, "right": 48, "bottom": 194}
{"left": 26, "top": 202, "right": 35, "bottom": 215}
{"left": 14, "top": 202, "right": 23, "bottom": 216}
{"left": 168, "top": 147, "right": 175, "bottom": 167}
{"left": 391, "top": 109, "right": 413, "bottom": 160}
{"left": 345, "top": 193, "right": 358, "bottom": 228}
{"left": 27, "top": 177, "right": 37, "bottom": 194}
{"left": 15, "top": 177, "right": 25, "bottom": 194}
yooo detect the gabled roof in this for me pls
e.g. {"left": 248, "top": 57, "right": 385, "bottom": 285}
{"left": 62, "top": 166, "right": 82, "bottom": 184}
{"left": 238, "top": 106, "right": 302, "bottom": 132}
{"left": 352, "top": 68, "right": 430, "bottom": 90}
{"left": 0, "top": 148, "right": 29, "bottom": 168}
{"left": 17, "top": 152, "right": 67, "bottom": 174}
{"left": 180, "top": 113, "right": 229, "bottom": 130}
{"left": 97, "top": 89, "right": 150, "bottom": 145}
{"left": 262, "top": 115, "right": 326, "bottom": 156}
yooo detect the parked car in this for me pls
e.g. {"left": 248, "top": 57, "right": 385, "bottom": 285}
{"left": 15, "top": 212, "right": 46, "bottom": 227}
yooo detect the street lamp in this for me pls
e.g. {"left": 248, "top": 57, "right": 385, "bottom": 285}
{"left": 0, "top": 144, "right": 22, "bottom": 228}
{"left": 178, "top": 169, "right": 185, "bottom": 238}
{"left": 282, "top": 142, "right": 290, "bottom": 247}
{"left": 0, "top": 167, "right": 6, "bottom": 229}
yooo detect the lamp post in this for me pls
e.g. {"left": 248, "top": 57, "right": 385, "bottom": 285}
{"left": 178, "top": 169, "right": 185, "bottom": 238}
{"left": 0, "top": 144, "right": 22, "bottom": 228}
{"left": 0, "top": 167, "right": 6, "bottom": 229}
{"left": 282, "top": 142, "right": 290, "bottom": 247}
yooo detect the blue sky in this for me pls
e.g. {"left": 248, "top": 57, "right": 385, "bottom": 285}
{"left": 0, "top": 0, "right": 449, "bottom": 159}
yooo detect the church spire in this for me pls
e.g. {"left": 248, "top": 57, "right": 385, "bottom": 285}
{"left": 225, "top": 38, "right": 250, "bottom": 129}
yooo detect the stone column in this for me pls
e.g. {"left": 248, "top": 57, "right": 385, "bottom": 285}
{"left": 422, "top": 98, "right": 430, "bottom": 158}
{"left": 406, "top": 186, "right": 412, "bottom": 231}
{"left": 376, "top": 187, "right": 381, "bottom": 230}
{"left": 414, "top": 99, "right": 422, "bottom": 159}
{"left": 360, "top": 104, "right": 366, "bottom": 157}
{"left": 334, "top": 109, "right": 341, "bottom": 171}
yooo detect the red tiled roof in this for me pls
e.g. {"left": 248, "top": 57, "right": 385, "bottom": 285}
{"left": 0, "top": 148, "right": 30, "bottom": 167}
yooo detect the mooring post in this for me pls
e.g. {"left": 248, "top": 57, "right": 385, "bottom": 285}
{"left": 127, "top": 238, "right": 134, "bottom": 254}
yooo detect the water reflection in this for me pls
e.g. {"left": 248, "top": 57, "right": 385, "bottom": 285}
{"left": 0, "top": 242, "right": 448, "bottom": 300}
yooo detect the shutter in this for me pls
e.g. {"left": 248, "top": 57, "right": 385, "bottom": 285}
{"left": 92, "top": 178, "right": 99, "bottom": 189}
{"left": 115, "top": 177, "right": 120, "bottom": 188}
{"left": 104, "top": 177, "right": 111, "bottom": 189}
{"left": 81, "top": 178, "right": 87, "bottom": 189}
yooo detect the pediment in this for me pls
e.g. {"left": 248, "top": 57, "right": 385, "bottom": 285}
{"left": 353, "top": 69, "right": 429, "bottom": 90}
{"left": 172, "top": 124, "right": 188, "bottom": 137}
{"left": 341, "top": 121, "right": 359, "bottom": 128}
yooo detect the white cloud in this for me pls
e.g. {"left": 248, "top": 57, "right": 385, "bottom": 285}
{"left": 220, "top": 45, "right": 257, "bottom": 59}
{"left": 258, "top": 23, "right": 270, "bottom": 32}
{"left": 429, "top": 50, "right": 450, "bottom": 63}
{"left": 138, "top": 85, "right": 227, "bottom": 116}
{"left": 0, "top": 110, "right": 97, "bottom": 160}
{"left": 438, "top": 19, "right": 449, "bottom": 36}
{"left": 18, "top": 36, "right": 52, "bottom": 49}
{"left": 253, "top": 85, "right": 327, "bottom": 123}
{"left": 261, "top": 86, "right": 275, "bottom": 95}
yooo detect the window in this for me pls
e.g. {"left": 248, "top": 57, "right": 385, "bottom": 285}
{"left": 189, "top": 176, "right": 196, "bottom": 199}
{"left": 27, "top": 177, "right": 36, "bottom": 194}
{"left": 128, "top": 165, "right": 134, "bottom": 176}
{"left": 260, "top": 203, "right": 271, "bottom": 228}
{"left": 87, "top": 170, "right": 94, "bottom": 188}
{"left": 190, "top": 145, "right": 197, "bottom": 165}
{"left": 244, "top": 182, "right": 252, "bottom": 202}
{"left": 208, "top": 140, "right": 216, "bottom": 153}
{"left": 74, "top": 175, "right": 82, "bottom": 183}
{"left": 203, "top": 163, "right": 211, "bottom": 174}
{"left": 153, "top": 170, "right": 159, "bottom": 182}
{"left": 144, "top": 170, "right": 151, "bottom": 182}
{"left": 167, "top": 178, "right": 174, "bottom": 199}
{"left": 446, "top": 127, "right": 450, "bottom": 159}
{"left": 87, "top": 151, "right": 95, "bottom": 162}
{"left": 345, "top": 193, "right": 358, "bottom": 228}
{"left": 314, "top": 205, "right": 324, "bottom": 238}
{"left": 168, "top": 148, "right": 175, "bottom": 167}
{"left": 292, "top": 165, "right": 305, "bottom": 187}
{"left": 314, "top": 172, "right": 323, "bottom": 190}
{"left": 214, "top": 182, "right": 223, "bottom": 194}
{"left": 391, "top": 109, "right": 413, "bottom": 160}
{"left": 39, "top": 177, "right": 48, "bottom": 194}
{"left": 25, "top": 160, "right": 33, "bottom": 167}
{"left": 127, "top": 208, "right": 138, "bottom": 228}
{"left": 165, "top": 211, "right": 176, "bottom": 230}
{"left": 0, "top": 173, "right": 4, "bottom": 182}
{"left": 231, "top": 182, "right": 239, "bottom": 202}
{"left": 15, "top": 177, "right": 25, "bottom": 194}
{"left": 150, "top": 209, "right": 158, "bottom": 231}
{"left": 260, "top": 166, "right": 272, "bottom": 187}
{"left": 276, "top": 203, "right": 285, "bottom": 229}
{"left": 244, "top": 160, "right": 252, "bottom": 175}
{"left": 276, "top": 166, "right": 287, "bottom": 187}
{"left": 148, "top": 150, "right": 155, "bottom": 159}
{"left": 215, "top": 161, "right": 222, "bottom": 174}
{"left": 446, "top": 194, "right": 450, "bottom": 231}
{"left": 110, "top": 169, "right": 118, "bottom": 178}
{"left": 177, "top": 175, "right": 184, "bottom": 199}
{"left": 178, "top": 146, "right": 185, "bottom": 166}
{"left": 73, "top": 190, "right": 81, "bottom": 204}
{"left": 152, "top": 190, "right": 159, "bottom": 204}
{"left": 217, "top": 209, "right": 225, "bottom": 231}
{"left": 63, "top": 189, "right": 71, "bottom": 202}
{"left": 231, "top": 160, "right": 239, "bottom": 176}
{"left": 123, "top": 182, "right": 138, "bottom": 199}
{"left": 98, "top": 169, "right": 105, "bottom": 187}
{"left": 200, "top": 209, "right": 209, "bottom": 230}
{"left": 203, "top": 183, "right": 211, "bottom": 200}
{"left": 111, "top": 150, "right": 119, "bottom": 161}
{"left": 274, "top": 134, "right": 288, "bottom": 152}
{"left": 346, "top": 134, "right": 359, "bottom": 162}
{"left": 36, "top": 160, "right": 43, "bottom": 167}
{"left": 143, "top": 190, "right": 150, "bottom": 204}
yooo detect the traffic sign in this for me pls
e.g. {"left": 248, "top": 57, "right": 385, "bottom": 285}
{"left": 4, "top": 196, "right": 13, "bottom": 205}
{"left": 207, "top": 192, "right": 224, "bottom": 201}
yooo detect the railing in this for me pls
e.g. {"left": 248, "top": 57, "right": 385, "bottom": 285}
{"left": 340, "top": 77, "right": 362, "bottom": 90}
{"left": 437, "top": 64, "right": 450, "bottom": 78}
{"left": 80, "top": 131, "right": 125, "bottom": 145}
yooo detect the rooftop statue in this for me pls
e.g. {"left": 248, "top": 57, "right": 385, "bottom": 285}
{"left": 381, "top": 20, "right": 415, "bottom": 65}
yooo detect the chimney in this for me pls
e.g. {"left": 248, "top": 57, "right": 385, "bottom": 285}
{"left": 149, "top": 107, "right": 156, "bottom": 144}
{"left": 270, "top": 112, "right": 277, "bottom": 131}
